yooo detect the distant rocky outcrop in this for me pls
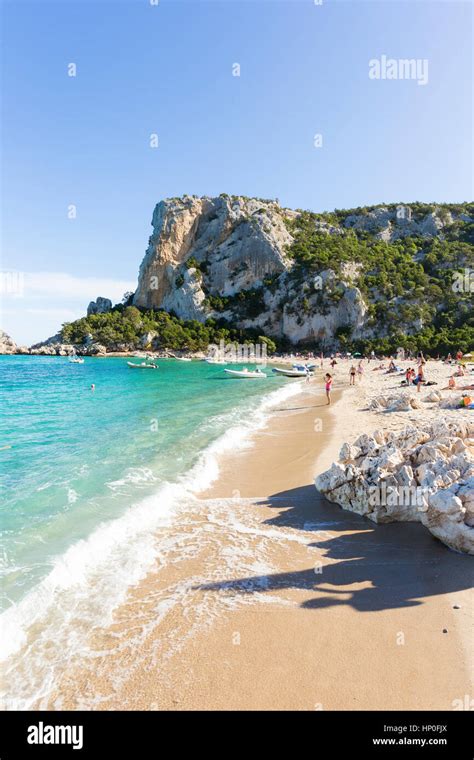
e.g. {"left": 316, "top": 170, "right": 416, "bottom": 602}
{"left": 0, "top": 330, "right": 17, "bottom": 354}
{"left": 29, "top": 333, "right": 71, "bottom": 355}
{"left": 87, "top": 297, "right": 112, "bottom": 316}
{"left": 315, "top": 420, "right": 474, "bottom": 554}
{"left": 28, "top": 331, "right": 108, "bottom": 356}
{"left": 0, "top": 330, "right": 28, "bottom": 355}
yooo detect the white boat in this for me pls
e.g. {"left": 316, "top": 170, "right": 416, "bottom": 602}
{"left": 175, "top": 357, "right": 192, "bottom": 362}
{"left": 272, "top": 367, "right": 308, "bottom": 378}
{"left": 293, "top": 363, "right": 315, "bottom": 372}
{"left": 224, "top": 368, "right": 266, "bottom": 379}
{"left": 127, "top": 361, "right": 158, "bottom": 369}
{"left": 206, "top": 358, "right": 227, "bottom": 365}
{"left": 68, "top": 350, "right": 84, "bottom": 364}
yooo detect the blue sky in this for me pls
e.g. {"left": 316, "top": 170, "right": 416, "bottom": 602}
{"left": 1, "top": 0, "right": 472, "bottom": 344}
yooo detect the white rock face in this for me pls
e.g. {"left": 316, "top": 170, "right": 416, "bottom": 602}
{"left": 161, "top": 267, "right": 207, "bottom": 323}
{"left": 134, "top": 195, "right": 292, "bottom": 317}
{"left": 282, "top": 270, "right": 368, "bottom": 344}
{"left": 315, "top": 420, "right": 474, "bottom": 554}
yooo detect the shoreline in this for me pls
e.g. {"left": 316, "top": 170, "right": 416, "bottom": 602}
{"left": 38, "top": 365, "right": 472, "bottom": 710}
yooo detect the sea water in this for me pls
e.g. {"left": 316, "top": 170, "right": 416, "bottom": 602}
{"left": 0, "top": 355, "right": 304, "bottom": 706}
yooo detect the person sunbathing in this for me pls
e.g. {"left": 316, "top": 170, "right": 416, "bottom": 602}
{"left": 442, "top": 377, "right": 457, "bottom": 390}
{"left": 442, "top": 377, "right": 474, "bottom": 390}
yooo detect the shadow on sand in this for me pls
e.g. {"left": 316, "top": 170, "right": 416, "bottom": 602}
{"left": 196, "top": 485, "right": 472, "bottom": 612}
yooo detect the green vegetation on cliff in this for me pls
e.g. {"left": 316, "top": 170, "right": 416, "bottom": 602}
{"left": 61, "top": 306, "right": 276, "bottom": 353}
{"left": 285, "top": 208, "right": 473, "bottom": 354}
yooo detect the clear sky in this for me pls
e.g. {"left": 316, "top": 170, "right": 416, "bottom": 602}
{"left": 1, "top": 0, "right": 472, "bottom": 344}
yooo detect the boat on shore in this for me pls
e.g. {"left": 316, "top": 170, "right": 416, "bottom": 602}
{"left": 224, "top": 368, "right": 266, "bottom": 379}
{"left": 272, "top": 367, "right": 308, "bottom": 378}
{"left": 127, "top": 361, "right": 159, "bottom": 369}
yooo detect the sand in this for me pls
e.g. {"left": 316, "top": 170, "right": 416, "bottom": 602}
{"left": 47, "top": 359, "right": 473, "bottom": 711}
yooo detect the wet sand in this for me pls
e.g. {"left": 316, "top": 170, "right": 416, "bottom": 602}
{"left": 49, "top": 379, "right": 472, "bottom": 710}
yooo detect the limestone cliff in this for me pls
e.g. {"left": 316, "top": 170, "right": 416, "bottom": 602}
{"left": 132, "top": 195, "right": 472, "bottom": 347}
{"left": 134, "top": 195, "right": 292, "bottom": 315}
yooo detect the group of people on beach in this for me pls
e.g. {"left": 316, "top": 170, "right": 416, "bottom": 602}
{"left": 320, "top": 347, "right": 473, "bottom": 404}
{"left": 323, "top": 358, "right": 365, "bottom": 403}
{"left": 349, "top": 362, "right": 364, "bottom": 386}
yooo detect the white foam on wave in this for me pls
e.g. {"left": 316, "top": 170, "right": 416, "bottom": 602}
{"left": 106, "top": 467, "right": 159, "bottom": 491}
{"left": 0, "top": 377, "right": 306, "bottom": 708}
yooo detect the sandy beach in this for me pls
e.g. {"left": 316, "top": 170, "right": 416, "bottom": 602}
{"left": 41, "top": 358, "right": 473, "bottom": 711}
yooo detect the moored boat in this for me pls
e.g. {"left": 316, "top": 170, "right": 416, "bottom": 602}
{"left": 127, "top": 361, "right": 159, "bottom": 369}
{"left": 293, "top": 363, "right": 315, "bottom": 372}
{"left": 224, "top": 368, "right": 266, "bottom": 379}
{"left": 68, "top": 350, "right": 84, "bottom": 364}
{"left": 272, "top": 367, "right": 308, "bottom": 378}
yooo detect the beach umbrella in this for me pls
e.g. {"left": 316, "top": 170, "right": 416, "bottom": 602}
{"left": 353, "top": 352, "right": 361, "bottom": 357}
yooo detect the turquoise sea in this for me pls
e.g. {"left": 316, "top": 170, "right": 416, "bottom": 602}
{"left": 0, "top": 355, "right": 303, "bottom": 706}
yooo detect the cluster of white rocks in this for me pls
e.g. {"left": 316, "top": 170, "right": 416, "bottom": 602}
{"left": 315, "top": 419, "right": 474, "bottom": 554}
{"left": 368, "top": 390, "right": 469, "bottom": 413}
{"left": 368, "top": 392, "right": 423, "bottom": 412}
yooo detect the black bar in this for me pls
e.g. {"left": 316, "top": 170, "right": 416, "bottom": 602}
{"left": 0, "top": 710, "right": 471, "bottom": 757}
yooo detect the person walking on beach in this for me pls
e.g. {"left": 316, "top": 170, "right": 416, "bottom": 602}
{"left": 357, "top": 360, "right": 364, "bottom": 382}
{"left": 415, "top": 364, "right": 424, "bottom": 393}
{"left": 349, "top": 365, "right": 356, "bottom": 385}
{"left": 325, "top": 373, "right": 333, "bottom": 405}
